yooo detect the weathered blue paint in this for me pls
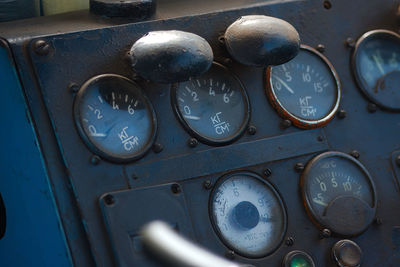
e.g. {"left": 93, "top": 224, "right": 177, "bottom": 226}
{"left": 0, "top": 41, "right": 72, "bottom": 267}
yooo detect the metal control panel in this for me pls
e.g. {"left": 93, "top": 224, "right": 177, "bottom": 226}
{"left": 0, "top": 0, "right": 400, "bottom": 266}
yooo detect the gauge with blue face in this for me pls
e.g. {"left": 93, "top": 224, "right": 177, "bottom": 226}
{"left": 210, "top": 172, "right": 287, "bottom": 258}
{"left": 352, "top": 30, "right": 400, "bottom": 111}
{"left": 265, "top": 45, "right": 341, "bottom": 129}
{"left": 171, "top": 62, "right": 250, "bottom": 145}
{"left": 74, "top": 74, "right": 157, "bottom": 162}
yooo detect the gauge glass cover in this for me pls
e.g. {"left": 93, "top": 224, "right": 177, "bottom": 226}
{"left": 210, "top": 172, "right": 286, "bottom": 258}
{"left": 301, "top": 152, "right": 377, "bottom": 236}
{"left": 266, "top": 45, "right": 340, "bottom": 128}
{"left": 352, "top": 30, "right": 400, "bottom": 110}
{"left": 74, "top": 74, "right": 157, "bottom": 162}
{"left": 172, "top": 62, "right": 250, "bottom": 145}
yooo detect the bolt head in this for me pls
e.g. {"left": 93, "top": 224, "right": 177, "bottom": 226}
{"left": 247, "top": 125, "right": 257, "bottom": 135}
{"left": 188, "top": 138, "right": 198, "bottom": 148}
{"left": 152, "top": 143, "right": 163, "bottom": 153}
{"left": 337, "top": 109, "right": 347, "bottom": 119}
{"left": 396, "top": 155, "right": 400, "bottom": 167}
{"left": 320, "top": 228, "right": 332, "bottom": 238}
{"left": 225, "top": 250, "right": 235, "bottom": 259}
{"left": 285, "top": 237, "right": 294, "bottom": 246}
{"left": 281, "top": 119, "right": 292, "bottom": 129}
{"left": 350, "top": 150, "right": 360, "bottom": 159}
{"left": 90, "top": 155, "right": 101, "bottom": 165}
{"left": 33, "top": 39, "right": 51, "bottom": 56}
{"left": 367, "top": 103, "right": 378, "bottom": 113}
{"left": 264, "top": 168, "right": 272, "bottom": 177}
{"left": 345, "top": 37, "right": 356, "bottom": 48}
{"left": 171, "top": 184, "right": 181, "bottom": 194}
{"left": 203, "top": 180, "right": 212, "bottom": 190}
{"left": 295, "top": 162, "right": 305, "bottom": 172}
{"left": 316, "top": 44, "right": 325, "bottom": 53}
{"left": 375, "top": 217, "right": 383, "bottom": 225}
{"left": 103, "top": 194, "right": 115, "bottom": 205}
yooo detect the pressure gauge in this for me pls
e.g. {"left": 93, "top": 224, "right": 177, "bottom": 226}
{"left": 74, "top": 74, "right": 157, "bottom": 162}
{"left": 265, "top": 45, "right": 341, "bottom": 128}
{"left": 210, "top": 172, "right": 287, "bottom": 258}
{"left": 171, "top": 62, "right": 250, "bottom": 145}
{"left": 300, "top": 152, "right": 377, "bottom": 236}
{"left": 352, "top": 29, "right": 400, "bottom": 111}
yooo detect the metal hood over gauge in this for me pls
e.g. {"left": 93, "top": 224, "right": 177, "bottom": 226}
{"left": 265, "top": 45, "right": 341, "bottom": 129}
{"left": 300, "top": 152, "right": 377, "bottom": 236}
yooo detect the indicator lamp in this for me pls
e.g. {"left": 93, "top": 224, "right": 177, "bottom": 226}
{"left": 283, "top": 251, "right": 315, "bottom": 267}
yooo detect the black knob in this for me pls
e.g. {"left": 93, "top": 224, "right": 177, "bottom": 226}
{"left": 224, "top": 15, "right": 300, "bottom": 67}
{"left": 90, "top": 0, "right": 156, "bottom": 19}
{"left": 332, "top": 240, "right": 362, "bottom": 267}
{"left": 129, "top": 30, "right": 213, "bottom": 83}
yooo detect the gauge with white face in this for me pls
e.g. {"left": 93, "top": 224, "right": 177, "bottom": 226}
{"left": 210, "top": 172, "right": 287, "bottom": 258}
{"left": 265, "top": 45, "right": 341, "bottom": 128}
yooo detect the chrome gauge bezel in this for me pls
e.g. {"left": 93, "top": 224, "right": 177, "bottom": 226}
{"left": 171, "top": 62, "right": 251, "bottom": 146}
{"left": 209, "top": 171, "right": 287, "bottom": 258}
{"left": 265, "top": 45, "right": 341, "bottom": 129}
{"left": 300, "top": 151, "right": 377, "bottom": 236}
{"left": 351, "top": 29, "right": 400, "bottom": 111}
{"left": 73, "top": 74, "right": 157, "bottom": 163}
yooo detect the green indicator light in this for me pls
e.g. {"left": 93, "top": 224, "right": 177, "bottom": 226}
{"left": 291, "top": 255, "right": 312, "bottom": 267}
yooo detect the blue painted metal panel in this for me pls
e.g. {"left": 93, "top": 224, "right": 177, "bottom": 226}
{"left": 0, "top": 40, "right": 72, "bottom": 267}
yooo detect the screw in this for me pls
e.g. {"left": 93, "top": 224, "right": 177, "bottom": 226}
{"left": 223, "top": 57, "right": 233, "bottom": 66}
{"left": 103, "top": 194, "right": 115, "bottom": 206}
{"left": 281, "top": 119, "right": 292, "bottom": 129}
{"left": 323, "top": 0, "right": 332, "bottom": 9}
{"left": 171, "top": 184, "right": 181, "bottom": 194}
{"left": 264, "top": 168, "right": 272, "bottom": 177}
{"left": 350, "top": 150, "right": 360, "bottom": 159}
{"left": 295, "top": 162, "right": 305, "bottom": 172}
{"left": 396, "top": 155, "right": 400, "bottom": 167}
{"left": 320, "top": 228, "right": 332, "bottom": 239}
{"left": 345, "top": 37, "right": 356, "bottom": 48}
{"left": 316, "top": 44, "right": 325, "bottom": 53}
{"left": 131, "top": 174, "right": 139, "bottom": 180}
{"left": 203, "top": 180, "right": 212, "bottom": 190}
{"left": 69, "top": 82, "right": 79, "bottom": 93}
{"left": 90, "top": 155, "right": 101, "bottom": 165}
{"left": 33, "top": 39, "right": 51, "bottom": 56}
{"left": 247, "top": 125, "right": 257, "bottom": 135}
{"left": 367, "top": 103, "right": 378, "bottom": 113}
{"left": 188, "top": 138, "right": 198, "bottom": 148}
{"left": 317, "top": 135, "right": 324, "bottom": 142}
{"left": 225, "top": 250, "right": 235, "bottom": 259}
{"left": 152, "top": 143, "right": 163, "bottom": 153}
{"left": 285, "top": 237, "right": 295, "bottom": 246}
{"left": 337, "top": 109, "right": 347, "bottom": 119}
{"left": 218, "top": 35, "right": 226, "bottom": 45}
{"left": 375, "top": 217, "right": 383, "bottom": 225}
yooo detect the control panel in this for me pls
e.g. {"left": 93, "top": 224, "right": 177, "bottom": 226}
{"left": 1, "top": 0, "right": 400, "bottom": 266}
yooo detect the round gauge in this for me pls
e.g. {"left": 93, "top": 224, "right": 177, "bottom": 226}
{"left": 210, "top": 172, "right": 287, "bottom": 258}
{"left": 171, "top": 62, "right": 250, "bottom": 145}
{"left": 300, "top": 152, "right": 377, "bottom": 236}
{"left": 74, "top": 74, "right": 157, "bottom": 162}
{"left": 265, "top": 45, "right": 341, "bottom": 129}
{"left": 352, "top": 29, "right": 400, "bottom": 111}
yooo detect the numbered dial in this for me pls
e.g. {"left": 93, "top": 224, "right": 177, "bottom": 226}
{"left": 301, "top": 152, "right": 377, "bottom": 236}
{"left": 352, "top": 30, "right": 400, "bottom": 111}
{"left": 74, "top": 74, "right": 157, "bottom": 162}
{"left": 172, "top": 62, "right": 250, "bottom": 145}
{"left": 266, "top": 45, "right": 340, "bottom": 128}
{"left": 210, "top": 172, "right": 287, "bottom": 258}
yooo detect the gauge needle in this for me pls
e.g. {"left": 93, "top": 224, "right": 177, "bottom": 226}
{"left": 184, "top": 115, "right": 201, "bottom": 120}
{"left": 271, "top": 74, "right": 294, "bottom": 94}
{"left": 372, "top": 53, "right": 385, "bottom": 75}
{"left": 312, "top": 198, "right": 328, "bottom": 207}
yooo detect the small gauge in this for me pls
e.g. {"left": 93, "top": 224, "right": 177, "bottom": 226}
{"left": 171, "top": 62, "right": 250, "bottom": 145}
{"left": 265, "top": 45, "right": 341, "bottom": 128}
{"left": 74, "top": 74, "right": 157, "bottom": 162}
{"left": 300, "top": 152, "right": 377, "bottom": 236}
{"left": 352, "top": 29, "right": 400, "bottom": 111}
{"left": 210, "top": 172, "right": 287, "bottom": 258}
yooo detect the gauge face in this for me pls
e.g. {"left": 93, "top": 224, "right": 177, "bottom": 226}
{"left": 210, "top": 172, "right": 286, "bottom": 258}
{"left": 266, "top": 45, "right": 341, "bottom": 128}
{"left": 301, "top": 152, "right": 377, "bottom": 236}
{"left": 171, "top": 62, "right": 250, "bottom": 145}
{"left": 353, "top": 30, "right": 400, "bottom": 110}
{"left": 74, "top": 74, "right": 157, "bottom": 162}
